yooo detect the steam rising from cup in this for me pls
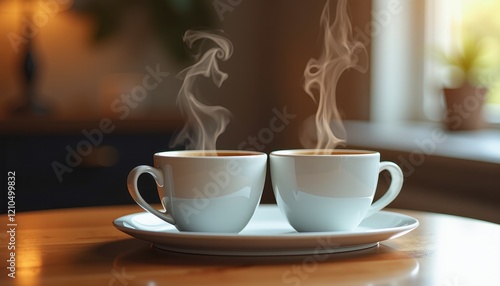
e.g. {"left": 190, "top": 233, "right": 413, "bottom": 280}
{"left": 301, "top": 0, "right": 368, "bottom": 151}
{"left": 169, "top": 30, "right": 233, "bottom": 152}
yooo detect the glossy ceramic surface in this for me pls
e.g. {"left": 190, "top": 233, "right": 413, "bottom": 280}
{"left": 270, "top": 149, "right": 403, "bottom": 231}
{"left": 128, "top": 150, "right": 267, "bottom": 233}
{"left": 113, "top": 205, "right": 419, "bottom": 256}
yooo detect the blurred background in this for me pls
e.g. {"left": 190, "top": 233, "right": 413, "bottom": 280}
{"left": 1, "top": 0, "right": 498, "bottom": 223}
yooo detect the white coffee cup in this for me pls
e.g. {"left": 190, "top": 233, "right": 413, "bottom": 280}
{"left": 270, "top": 149, "right": 403, "bottom": 232}
{"left": 127, "top": 150, "right": 267, "bottom": 233}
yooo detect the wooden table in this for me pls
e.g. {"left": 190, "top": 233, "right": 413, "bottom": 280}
{"left": 2, "top": 205, "right": 500, "bottom": 285}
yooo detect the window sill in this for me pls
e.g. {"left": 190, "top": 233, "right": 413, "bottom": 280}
{"left": 344, "top": 120, "right": 500, "bottom": 165}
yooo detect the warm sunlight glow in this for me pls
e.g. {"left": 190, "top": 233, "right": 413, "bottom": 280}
{"left": 452, "top": 0, "right": 500, "bottom": 105}
{"left": 16, "top": 246, "right": 42, "bottom": 285}
{"left": 0, "top": 0, "right": 73, "bottom": 14}
{"left": 425, "top": 0, "right": 500, "bottom": 122}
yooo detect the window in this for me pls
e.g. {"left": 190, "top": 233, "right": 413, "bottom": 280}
{"left": 424, "top": 0, "right": 500, "bottom": 124}
{"left": 371, "top": 0, "right": 500, "bottom": 125}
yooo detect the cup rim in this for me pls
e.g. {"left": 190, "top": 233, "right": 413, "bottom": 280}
{"left": 154, "top": 150, "right": 267, "bottom": 158}
{"left": 270, "top": 149, "right": 379, "bottom": 157}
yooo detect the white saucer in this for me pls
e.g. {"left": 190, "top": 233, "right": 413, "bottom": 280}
{"left": 113, "top": 205, "right": 418, "bottom": 256}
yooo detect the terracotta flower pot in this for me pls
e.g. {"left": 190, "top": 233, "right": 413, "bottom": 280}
{"left": 443, "top": 84, "right": 487, "bottom": 131}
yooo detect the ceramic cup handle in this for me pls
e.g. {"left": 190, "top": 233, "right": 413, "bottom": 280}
{"left": 365, "top": 161, "right": 403, "bottom": 218}
{"left": 127, "top": 165, "right": 175, "bottom": 224}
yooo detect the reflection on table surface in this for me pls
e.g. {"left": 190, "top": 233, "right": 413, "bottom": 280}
{"left": 2, "top": 205, "right": 500, "bottom": 285}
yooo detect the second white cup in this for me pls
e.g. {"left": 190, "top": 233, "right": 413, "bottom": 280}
{"left": 270, "top": 149, "right": 403, "bottom": 232}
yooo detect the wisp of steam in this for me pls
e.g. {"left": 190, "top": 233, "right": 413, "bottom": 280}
{"left": 301, "top": 0, "right": 368, "bottom": 151}
{"left": 169, "top": 30, "right": 233, "bottom": 152}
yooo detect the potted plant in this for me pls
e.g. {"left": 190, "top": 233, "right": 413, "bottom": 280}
{"left": 439, "top": 34, "right": 500, "bottom": 131}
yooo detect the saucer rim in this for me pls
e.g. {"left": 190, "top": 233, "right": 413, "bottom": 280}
{"left": 113, "top": 205, "right": 419, "bottom": 256}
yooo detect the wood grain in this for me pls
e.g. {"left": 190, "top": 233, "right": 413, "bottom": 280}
{"left": 1, "top": 205, "right": 499, "bottom": 285}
